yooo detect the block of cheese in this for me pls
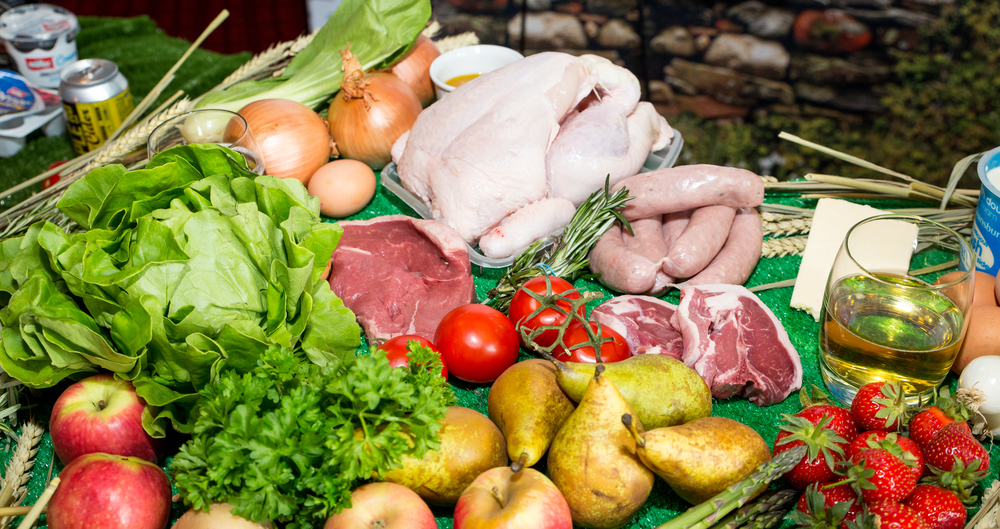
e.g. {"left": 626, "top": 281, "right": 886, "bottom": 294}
{"left": 790, "top": 199, "right": 915, "bottom": 320}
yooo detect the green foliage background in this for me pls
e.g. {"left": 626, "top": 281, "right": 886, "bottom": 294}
{"left": 674, "top": 0, "right": 1000, "bottom": 189}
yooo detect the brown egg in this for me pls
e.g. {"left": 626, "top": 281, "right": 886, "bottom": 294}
{"left": 307, "top": 159, "right": 377, "bottom": 218}
{"left": 954, "top": 304, "right": 1000, "bottom": 374}
{"left": 934, "top": 270, "right": 995, "bottom": 308}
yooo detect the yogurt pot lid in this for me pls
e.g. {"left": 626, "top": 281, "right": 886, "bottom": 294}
{"left": 0, "top": 4, "right": 79, "bottom": 43}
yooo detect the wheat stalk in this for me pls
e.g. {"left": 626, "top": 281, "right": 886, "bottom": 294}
{"left": 81, "top": 98, "right": 195, "bottom": 173}
{"left": 761, "top": 236, "right": 807, "bottom": 258}
{"left": 761, "top": 212, "right": 811, "bottom": 237}
{"left": 0, "top": 420, "right": 43, "bottom": 529}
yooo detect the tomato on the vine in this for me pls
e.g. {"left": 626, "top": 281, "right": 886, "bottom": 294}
{"left": 434, "top": 304, "right": 519, "bottom": 383}
{"left": 507, "top": 276, "right": 584, "bottom": 348}
{"left": 553, "top": 320, "right": 630, "bottom": 363}
{"left": 377, "top": 334, "right": 448, "bottom": 380}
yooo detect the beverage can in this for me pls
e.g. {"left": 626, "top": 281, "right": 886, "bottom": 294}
{"left": 972, "top": 146, "right": 1000, "bottom": 275}
{"left": 59, "top": 59, "right": 135, "bottom": 155}
{"left": 0, "top": 4, "right": 79, "bottom": 89}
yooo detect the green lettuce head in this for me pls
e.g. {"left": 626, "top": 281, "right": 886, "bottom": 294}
{"left": 0, "top": 144, "right": 360, "bottom": 435}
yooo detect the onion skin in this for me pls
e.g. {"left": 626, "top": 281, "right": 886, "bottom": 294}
{"left": 328, "top": 72, "right": 422, "bottom": 170}
{"left": 237, "top": 99, "right": 332, "bottom": 185}
{"left": 391, "top": 35, "right": 440, "bottom": 107}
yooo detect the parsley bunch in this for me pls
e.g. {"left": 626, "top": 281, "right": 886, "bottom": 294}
{"left": 171, "top": 345, "right": 454, "bottom": 528}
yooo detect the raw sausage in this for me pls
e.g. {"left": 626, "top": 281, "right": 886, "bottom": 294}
{"left": 663, "top": 206, "right": 736, "bottom": 279}
{"left": 684, "top": 207, "right": 763, "bottom": 286}
{"left": 589, "top": 224, "right": 669, "bottom": 294}
{"left": 623, "top": 216, "right": 668, "bottom": 262}
{"left": 615, "top": 165, "right": 764, "bottom": 220}
{"left": 662, "top": 211, "right": 691, "bottom": 248}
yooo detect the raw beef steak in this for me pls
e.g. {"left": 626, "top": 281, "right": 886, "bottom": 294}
{"left": 671, "top": 284, "right": 802, "bottom": 406}
{"left": 328, "top": 215, "right": 476, "bottom": 343}
{"left": 590, "top": 295, "right": 684, "bottom": 359}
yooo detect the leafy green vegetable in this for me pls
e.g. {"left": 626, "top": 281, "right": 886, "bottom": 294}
{"left": 196, "top": 0, "right": 431, "bottom": 112}
{"left": 171, "top": 344, "right": 454, "bottom": 528}
{"left": 0, "top": 144, "right": 360, "bottom": 435}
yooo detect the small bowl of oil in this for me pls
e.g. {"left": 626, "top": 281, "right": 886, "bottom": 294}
{"left": 429, "top": 45, "right": 524, "bottom": 100}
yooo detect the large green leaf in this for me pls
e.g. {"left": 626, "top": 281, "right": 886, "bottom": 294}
{"left": 195, "top": 0, "right": 431, "bottom": 112}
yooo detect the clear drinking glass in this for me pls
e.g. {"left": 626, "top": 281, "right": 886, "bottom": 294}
{"left": 147, "top": 109, "right": 265, "bottom": 174}
{"left": 819, "top": 215, "right": 975, "bottom": 406}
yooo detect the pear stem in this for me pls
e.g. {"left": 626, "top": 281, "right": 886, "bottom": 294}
{"left": 510, "top": 452, "right": 528, "bottom": 474}
{"left": 621, "top": 413, "right": 646, "bottom": 448}
{"left": 490, "top": 486, "right": 506, "bottom": 509}
{"left": 595, "top": 363, "right": 605, "bottom": 380}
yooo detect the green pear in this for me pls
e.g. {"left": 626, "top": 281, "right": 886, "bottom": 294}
{"left": 383, "top": 406, "right": 508, "bottom": 505}
{"left": 622, "top": 414, "right": 772, "bottom": 504}
{"left": 487, "top": 359, "right": 575, "bottom": 471}
{"left": 547, "top": 365, "right": 654, "bottom": 529}
{"left": 554, "top": 354, "right": 711, "bottom": 429}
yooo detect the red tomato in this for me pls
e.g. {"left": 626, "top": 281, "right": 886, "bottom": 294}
{"left": 377, "top": 335, "right": 448, "bottom": 380}
{"left": 553, "top": 320, "right": 630, "bottom": 364}
{"left": 43, "top": 160, "right": 68, "bottom": 190}
{"left": 434, "top": 304, "right": 519, "bottom": 383}
{"left": 507, "top": 276, "right": 585, "bottom": 348}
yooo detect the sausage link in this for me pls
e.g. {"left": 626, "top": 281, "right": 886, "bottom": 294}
{"left": 623, "top": 216, "right": 668, "bottom": 263}
{"left": 615, "top": 165, "right": 764, "bottom": 220}
{"left": 663, "top": 206, "right": 736, "bottom": 279}
{"left": 662, "top": 210, "right": 691, "bottom": 248}
{"left": 589, "top": 224, "right": 663, "bottom": 294}
{"left": 684, "top": 207, "right": 763, "bottom": 286}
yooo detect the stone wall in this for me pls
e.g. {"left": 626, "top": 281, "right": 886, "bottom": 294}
{"left": 431, "top": 0, "right": 947, "bottom": 123}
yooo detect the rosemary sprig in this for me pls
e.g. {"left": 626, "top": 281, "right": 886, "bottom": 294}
{"left": 486, "top": 178, "right": 633, "bottom": 312}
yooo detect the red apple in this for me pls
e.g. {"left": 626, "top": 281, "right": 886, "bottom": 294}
{"left": 454, "top": 467, "right": 572, "bottom": 529}
{"left": 50, "top": 374, "right": 161, "bottom": 464}
{"left": 323, "top": 482, "right": 437, "bottom": 529}
{"left": 48, "top": 452, "right": 172, "bottom": 529}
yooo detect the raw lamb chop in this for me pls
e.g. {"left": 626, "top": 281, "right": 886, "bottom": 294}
{"left": 328, "top": 215, "right": 476, "bottom": 344}
{"left": 671, "top": 284, "right": 802, "bottom": 406}
{"left": 590, "top": 295, "right": 685, "bottom": 359}
{"left": 393, "top": 52, "right": 672, "bottom": 259}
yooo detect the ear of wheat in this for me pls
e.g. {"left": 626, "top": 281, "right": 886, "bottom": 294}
{"left": 0, "top": 420, "right": 43, "bottom": 529}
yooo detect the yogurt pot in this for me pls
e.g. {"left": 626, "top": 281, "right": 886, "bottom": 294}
{"left": 0, "top": 4, "right": 79, "bottom": 89}
{"left": 972, "top": 146, "right": 1000, "bottom": 275}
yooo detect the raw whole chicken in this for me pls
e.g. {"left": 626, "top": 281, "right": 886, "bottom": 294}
{"left": 391, "top": 52, "right": 672, "bottom": 259}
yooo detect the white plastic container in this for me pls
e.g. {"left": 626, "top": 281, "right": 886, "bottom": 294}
{"left": 382, "top": 127, "right": 684, "bottom": 268}
{"left": 429, "top": 45, "right": 524, "bottom": 100}
{"left": 0, "top": 104, "right": 66, "bottom": 157}
{"left": 0, "top": 4, "right": 80, "bottom": 89}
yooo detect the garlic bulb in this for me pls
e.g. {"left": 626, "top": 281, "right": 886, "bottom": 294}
{"left": 958, "top": 355, "right": 1000, "bottom": 435}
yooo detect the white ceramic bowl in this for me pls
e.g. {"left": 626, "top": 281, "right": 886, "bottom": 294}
{"left": 429, "top": 45, "right": 524, "bottom": 100}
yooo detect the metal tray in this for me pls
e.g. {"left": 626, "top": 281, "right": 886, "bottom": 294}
{"left": 381, "top": 128, "right": 683, "bottom": 268}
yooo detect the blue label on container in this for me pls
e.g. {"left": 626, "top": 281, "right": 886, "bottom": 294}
{"left": 973, "top": 193, "right": 1000, "bottom": 275}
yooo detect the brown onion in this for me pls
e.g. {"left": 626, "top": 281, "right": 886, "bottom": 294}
{"left": 237, "top": 99, "right": 333, "bottom": 185}
{"left": 329, "top": 46, "right": 422, "bottom": 170}
{"left": 390, "top": 35, "right": 440, "bottom": 107}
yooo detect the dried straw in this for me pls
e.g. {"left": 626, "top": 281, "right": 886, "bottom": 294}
{"left": 434, "top": 32, "right": 480, "bottom": 54}
{"left": 14, "top": 477, "right": 57, "bottom": 529}
{"left": 81, "top": 96, "right": 193, "bottom": 173}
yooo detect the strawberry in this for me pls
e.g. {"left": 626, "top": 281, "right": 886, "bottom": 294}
{"left": 798, "top": 403, "right": 859, "bottom": 445}
{"left": 851, "top": 381, "right": 907, "bottom": 432}
{"left": 907, "top": 387, "right": 973, "bottom": 449}
{"left": 846, "top": 431, "right": 923, "bottom": 481}
{"left": 845, "top": 448, "right": 917, "bottom": 503}
{"left": 868, "top": 501, "right": 931, "bottom": 529}
{"left": 903, "top": 484, "right": 966, "bottom": 529}
{"left": 790, "top": 483, "right": 861, "bottom": 528}
{"left": 775, "top": 410, "right": 852, "bottom": 489}
{"left": 922, "top": 421, "right": 990, "bottom": 503}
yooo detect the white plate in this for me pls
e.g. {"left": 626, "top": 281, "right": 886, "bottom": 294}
{"left": 382, "top": 128, "right": 684, "bottom": 268}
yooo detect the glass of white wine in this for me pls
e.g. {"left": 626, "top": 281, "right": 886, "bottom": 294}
{"left": 819, "top": 214, "right": 975, "bottom": 406}
{"left": 147, "top": 109, "right": 265, "bottom": 174}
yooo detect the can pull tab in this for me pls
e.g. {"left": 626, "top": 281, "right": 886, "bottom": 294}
{"left": 80, "top": 64, "right": 106, "bottom": 83}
